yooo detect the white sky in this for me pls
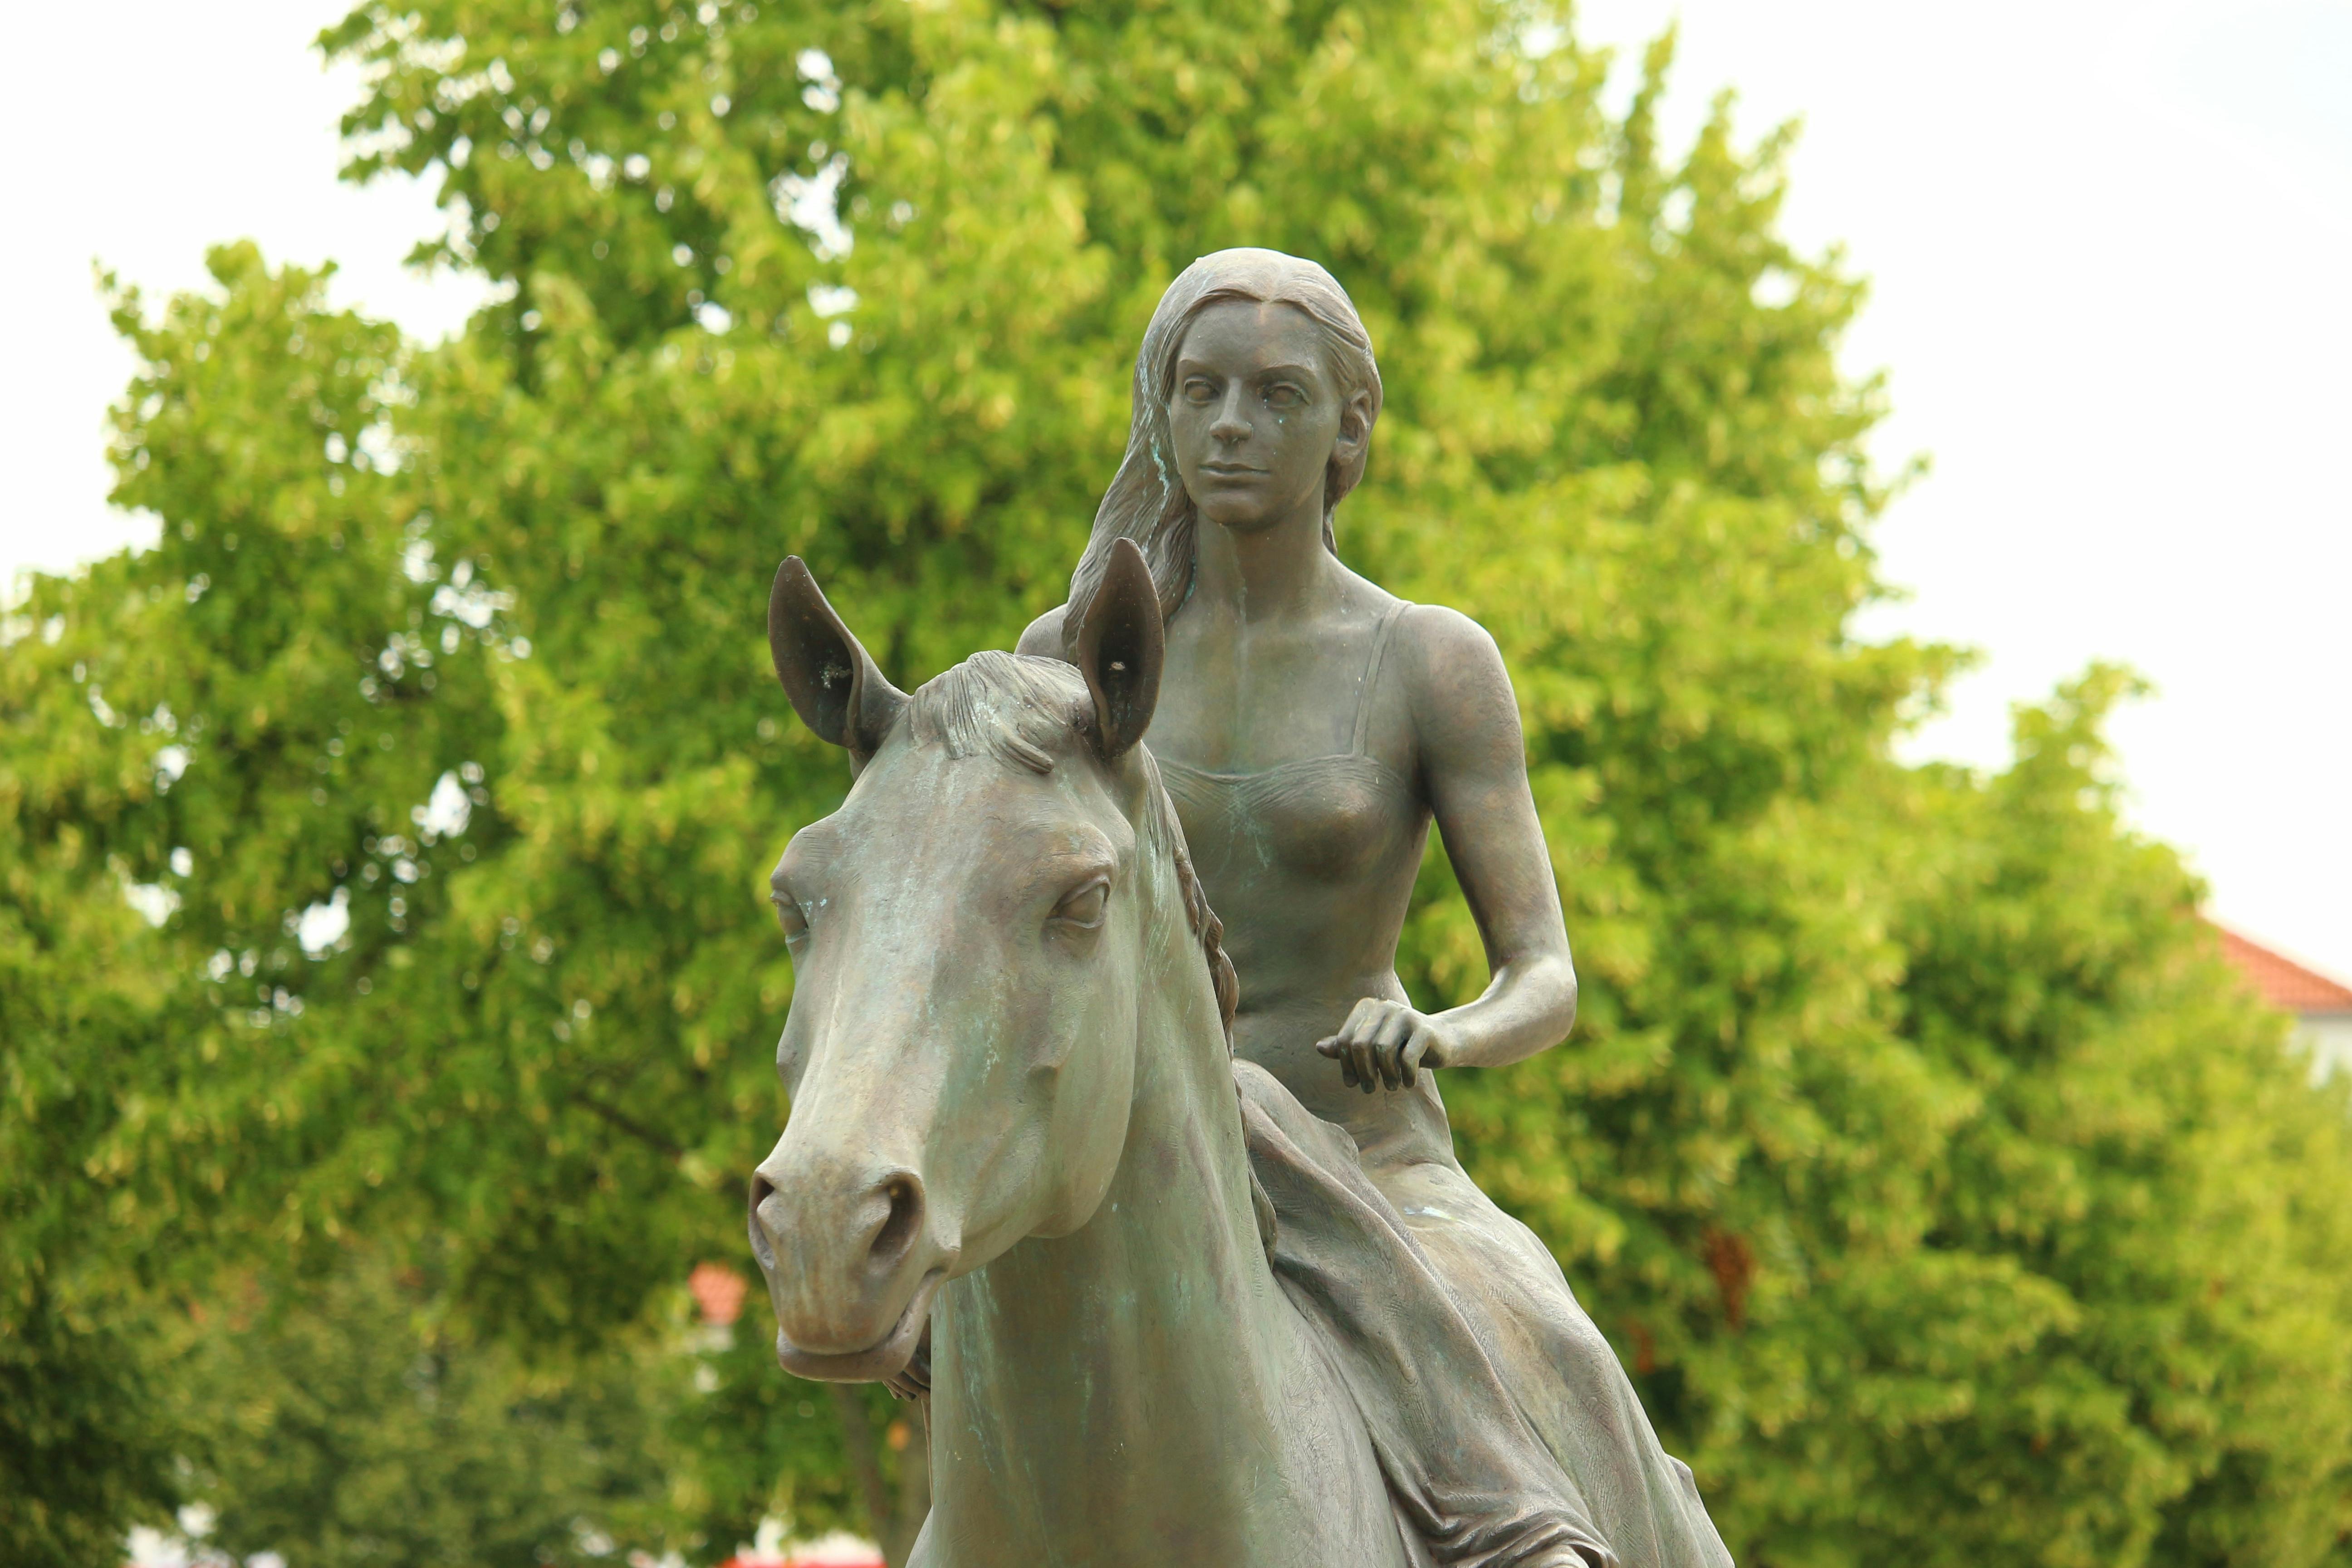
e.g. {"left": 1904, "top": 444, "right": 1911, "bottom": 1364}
{"left": 1573, "top": 0, "right": 2352, "bottom": 984}
{"left": 6, "top": 1, "right": 2348, "bottom": 981}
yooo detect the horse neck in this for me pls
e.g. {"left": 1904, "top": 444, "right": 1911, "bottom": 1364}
{"left": 929, "top": 823, "right": 1310, "bottom": 1534}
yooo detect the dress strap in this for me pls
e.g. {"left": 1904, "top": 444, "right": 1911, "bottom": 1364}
{"left": 1350, "top": 600, "right": 1412, "bottom": 755}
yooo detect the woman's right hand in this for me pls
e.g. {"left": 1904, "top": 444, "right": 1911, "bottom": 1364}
{"left": 1316, "top": 997, "right": 1453, "bottom": 1092}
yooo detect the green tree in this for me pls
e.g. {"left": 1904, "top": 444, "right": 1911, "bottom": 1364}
{"left": 6, "top": 1, "right": 2350, "bottom": 1563}
{"left": 174, "top": 1250, "right": 670, "bottom": 1568}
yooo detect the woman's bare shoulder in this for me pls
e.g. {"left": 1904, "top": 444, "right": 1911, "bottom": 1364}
{"left": 1015, "top": 603, "right": 1068, "bottom": 658}
{"left": 1395, "top": 603, "right": 1510, "bottom": 690}
{"left": 1392, "top": 603, "right": 1520, "bottom": 753}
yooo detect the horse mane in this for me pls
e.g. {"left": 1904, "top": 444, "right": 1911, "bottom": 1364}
{"left": 908, "top": 652, "right": 1240, "bottom": 1043}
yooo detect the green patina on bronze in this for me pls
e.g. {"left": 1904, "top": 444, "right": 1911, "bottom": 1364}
{"left": 749, "top": 252, "right": 1730, "bottom": 1566}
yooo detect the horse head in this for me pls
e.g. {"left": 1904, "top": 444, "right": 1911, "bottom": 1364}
{"left": 746, "top": 541, "right": 1176, "bottom": 1382}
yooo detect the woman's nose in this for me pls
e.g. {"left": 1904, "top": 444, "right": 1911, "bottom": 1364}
{"left": 1210, "top": 387, "right": 1250, "bottom": 441}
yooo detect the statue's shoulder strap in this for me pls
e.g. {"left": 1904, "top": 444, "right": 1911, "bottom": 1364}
{"left": 1350, "top": 599, "right": 1414, "bottom": 754}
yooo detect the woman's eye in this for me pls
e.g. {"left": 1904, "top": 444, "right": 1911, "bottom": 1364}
{"left": 1052, "top": 880, "right": 1109, "bottom": 930}
{"left": 1182, "top": 378, "right": 1216, "bottom": 404}
{"left": 774, "top": 896, "right": 809, "bottom": 943}
{"left": 1265, "top": 383, "right": 1304, "bottom": 408}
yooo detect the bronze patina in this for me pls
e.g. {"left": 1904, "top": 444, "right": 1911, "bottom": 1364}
{"left": 749, "top": 250, "right": 1731, "bottom": 1566}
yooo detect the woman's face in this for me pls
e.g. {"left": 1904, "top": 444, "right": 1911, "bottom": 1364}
{"left": 1166, "top": 299, "right": 1363, "bottom": 536}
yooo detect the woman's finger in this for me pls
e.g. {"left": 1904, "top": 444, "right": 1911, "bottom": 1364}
{"left": 1318, "top": 1035, "right": 1355, "bottom": 1086}
{"left": 1398, "top": 1024, "right": 1438, "bottom": 1088}
{"left": 1326, "top": 998, "right": 1411, "bottom": 1092}
{"left": 1370, "top": 1004, "right": 1412, "bottom": 1088}
{"left": 1370, "top": 1008, "right": 1415, "bottom": 1089}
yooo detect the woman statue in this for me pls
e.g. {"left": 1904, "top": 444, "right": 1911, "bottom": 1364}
{"left": 1019, "top": 250, "right": 1732, "bottom": 1567}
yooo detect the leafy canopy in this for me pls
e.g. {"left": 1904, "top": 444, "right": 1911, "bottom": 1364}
{"left": 5, "top": 1, "right": 2350, "bottom": 1563}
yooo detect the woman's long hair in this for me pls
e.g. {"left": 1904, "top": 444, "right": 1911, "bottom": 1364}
{"left": 1061, "top": 250, "right": 1383, "bottom": 652}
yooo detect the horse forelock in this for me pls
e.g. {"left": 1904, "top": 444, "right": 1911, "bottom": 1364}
{"left": 901, "top": 651, "right": 1238, "bottom": 1044}
{"left": 907, "top": 651, "right": 1092, "bottom": 775}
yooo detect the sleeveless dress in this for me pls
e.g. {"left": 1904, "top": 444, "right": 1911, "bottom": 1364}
{"left": 1157, "top": 603, "right": 1734, "bottom": 1568}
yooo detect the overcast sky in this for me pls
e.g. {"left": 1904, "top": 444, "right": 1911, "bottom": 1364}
{"left": 6, "top": 1, "right": 2348, "bottom": 981}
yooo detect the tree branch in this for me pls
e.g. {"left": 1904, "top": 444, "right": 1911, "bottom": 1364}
{"left": 568, "top": 1092, "right": 685, "bottom": 1160}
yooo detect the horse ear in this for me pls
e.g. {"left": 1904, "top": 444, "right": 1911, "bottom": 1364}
{"left": 1072, "top": 537, "right": 1164, "bottom": 762}
{"left": 768, "top": 558, "right": 908, "bottom": 767}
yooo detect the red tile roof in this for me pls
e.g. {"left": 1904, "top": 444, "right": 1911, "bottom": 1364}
{"left": 2214, "top": 924, "right": 2352, "bottom": 1015}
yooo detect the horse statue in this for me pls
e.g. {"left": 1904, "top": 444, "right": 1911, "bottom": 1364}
{"left": 745, "top": 542, "right": 1607, "bottom": 1568}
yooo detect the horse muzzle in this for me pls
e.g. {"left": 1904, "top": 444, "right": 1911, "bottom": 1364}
{"left": 748, "top": 1156, "right": 951, "bottom": 1381}
{"left": 773, "top": 1266, "right": 944, "bottom": 1382}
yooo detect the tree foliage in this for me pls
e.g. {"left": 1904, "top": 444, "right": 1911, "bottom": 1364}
{"left": 174, "top": 1251, "right": 668, "bottom": 1568}
{"left": 5, "top": 0, "right": 2349, "bottom": 1563}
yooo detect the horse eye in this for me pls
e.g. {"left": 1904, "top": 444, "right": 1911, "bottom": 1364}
{"left": 1052, "top": 880, "right": 1109, "bottom": 930}
{"left": 773, "top": 894, "right": 809, "bottom": 942}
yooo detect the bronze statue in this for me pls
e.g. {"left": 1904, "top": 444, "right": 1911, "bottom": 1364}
{"left": 749, "top": 251, "right": 1730, "bottom": 1566}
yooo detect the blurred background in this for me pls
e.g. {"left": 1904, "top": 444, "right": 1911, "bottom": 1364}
{"left": 5, "top": 4, "right": 2350, "bottom": 1567}
{"left": 10, "top": 0, "right": 2347, "bottom": 980}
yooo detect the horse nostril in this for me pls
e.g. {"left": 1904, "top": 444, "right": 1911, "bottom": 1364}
{"left": 870, "top": 1173, "right": 923, "bottom": 1272}
{"left": 747, "top": 1171, "right": 780, "bottom": 1272}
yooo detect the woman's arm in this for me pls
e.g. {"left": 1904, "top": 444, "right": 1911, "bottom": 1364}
{"left": 1317, "top": 604, "right": 1577, "bottom": 1091}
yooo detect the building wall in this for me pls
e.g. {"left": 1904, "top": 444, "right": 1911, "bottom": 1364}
{"left": 2297, "top": 1014, "right": 2352, "bottom": 1086}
